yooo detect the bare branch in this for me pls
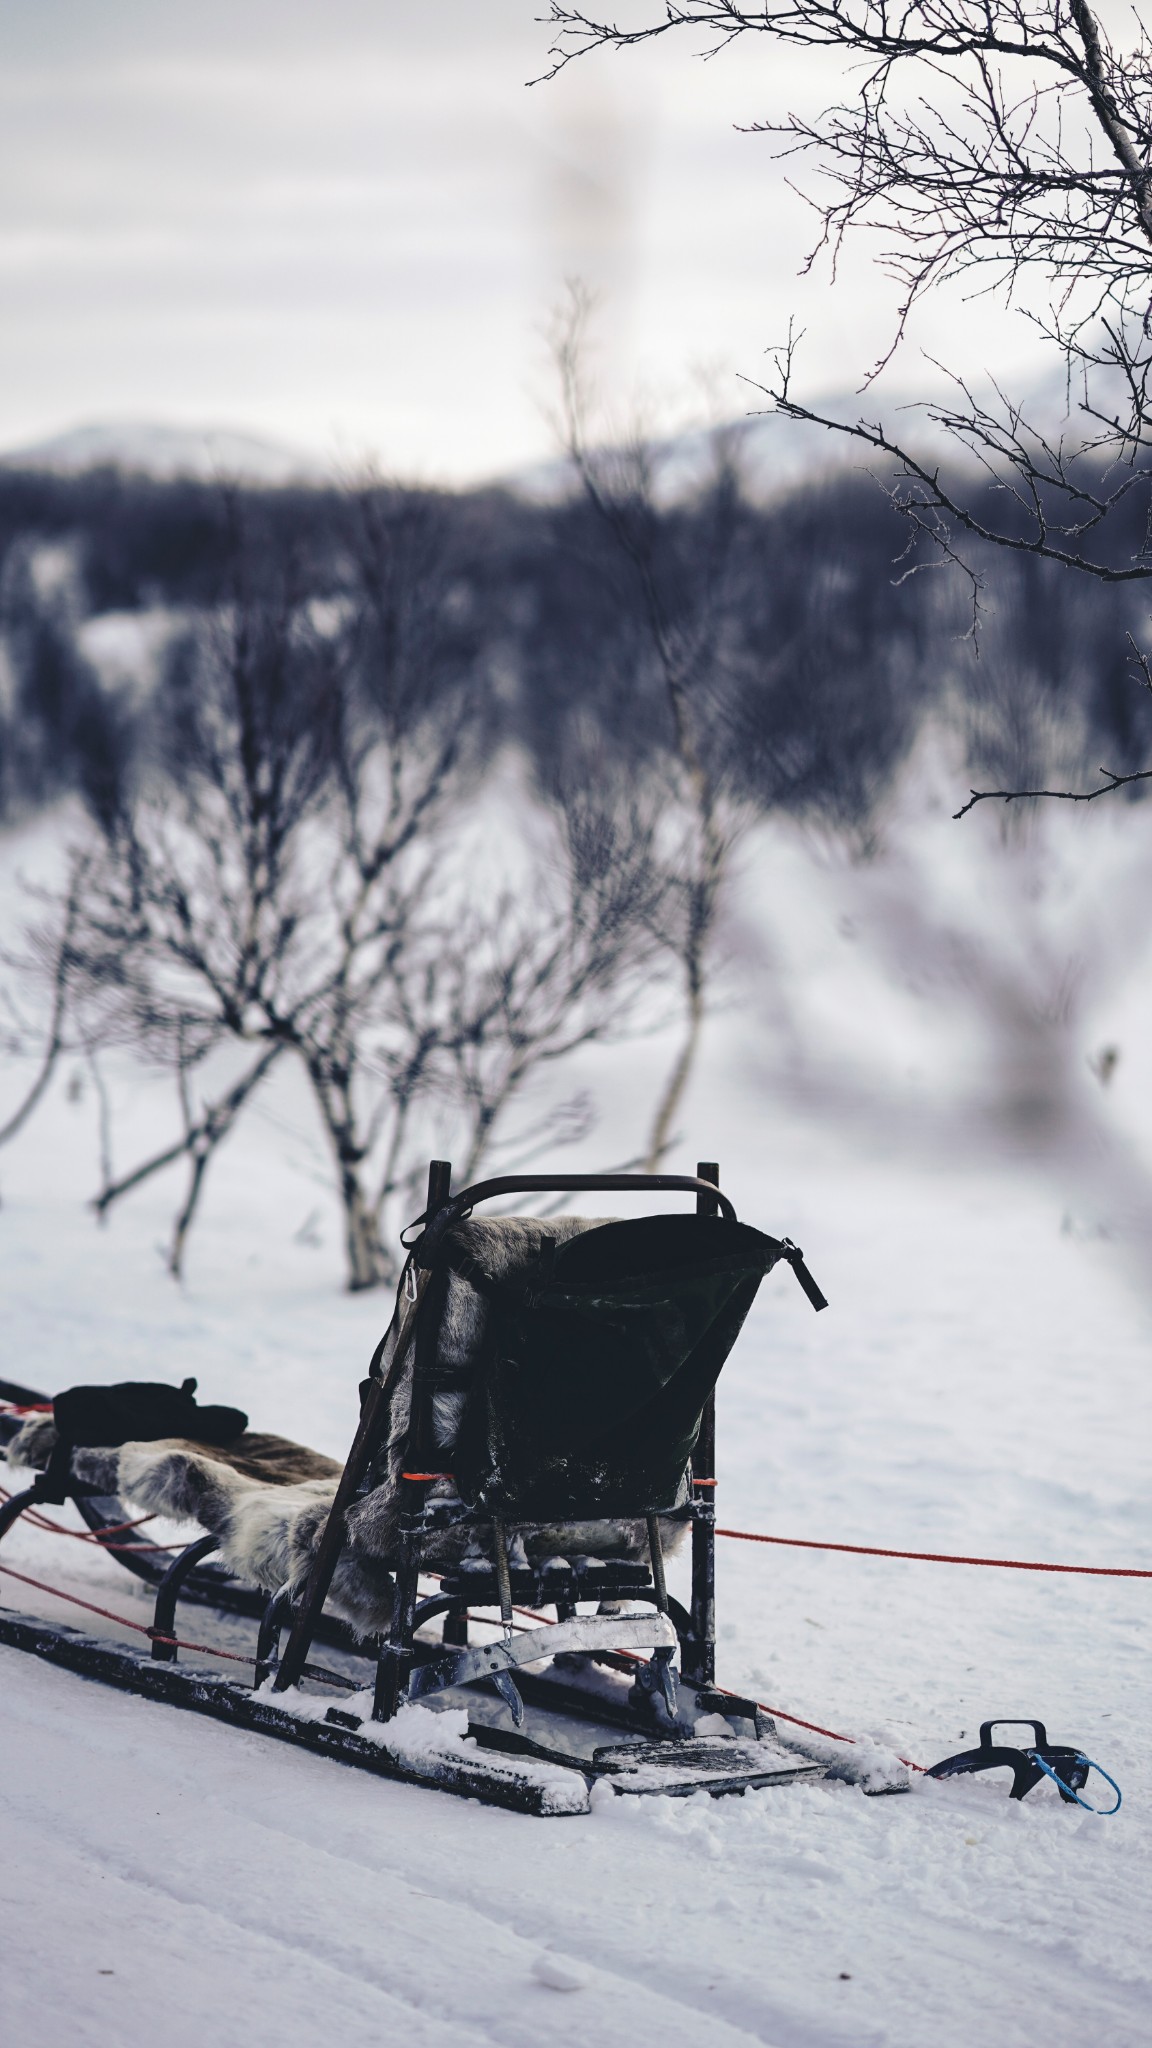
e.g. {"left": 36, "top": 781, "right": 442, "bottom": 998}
{"left": 92, "top": 1044, "right": 284, "bottom": 1218}
{"left": 953, "top": 766, "right": 1152, "bottom": 816}
{"left": 0, "top": 854, "right": 88, "bottom": 1148}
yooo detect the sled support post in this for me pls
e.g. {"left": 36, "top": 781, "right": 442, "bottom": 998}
{"left": 0, "top": 1482, "right": 45, "bottom": 1544}
{"left": 374, "top": 1158, "right": 453, "bottom": 1723}
{"left": 442, "top": 1605, "right": 468, "bottom": 1647}
{"left": 150, "top": 1533, "right": 219, "bottom": 1661}
{"left": 254, "top": 1586, "right": 295, "bottom": 1689}
{"left": 685, "top": 1160, "right": 719, "bottom": 1686}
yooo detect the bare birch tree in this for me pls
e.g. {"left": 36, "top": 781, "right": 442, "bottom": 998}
{"left": 56, "top": 502, "right": 667, "bottom": 1287}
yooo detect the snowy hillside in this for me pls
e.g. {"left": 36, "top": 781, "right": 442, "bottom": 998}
{"left": 1, "top": 767, "right": 1149, "bottom": 2048}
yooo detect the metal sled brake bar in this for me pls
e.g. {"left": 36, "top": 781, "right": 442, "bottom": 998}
{"left": 407, "top": 1611, "right": 679, "bottom": 1702}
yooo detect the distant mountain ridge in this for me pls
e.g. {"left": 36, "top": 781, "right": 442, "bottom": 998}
{"left": 0, "top": 421, "right": 331, "bottom": 485}
{"left": 0, "top": 412, "right": 874, "bottom": 503}
{"left": 1, "top": 366, "right": 1073, "bottom": 500}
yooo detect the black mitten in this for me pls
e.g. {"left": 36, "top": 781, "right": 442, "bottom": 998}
{"left": 51, "top": 1378, "right": 248, "bottom": 1450}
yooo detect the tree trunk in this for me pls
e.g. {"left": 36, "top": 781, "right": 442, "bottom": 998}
{"left": 306, "top": 1055, "right": 393, "bottom": 1291}
{"left": 341, "top": 1168, "right": 393, "bottom": 1291}
{"left": 644, "top": 812, "right": 723, "bottom": 1172}
{"left": 644, "top": 961, "right": 704, "bottom": 1171}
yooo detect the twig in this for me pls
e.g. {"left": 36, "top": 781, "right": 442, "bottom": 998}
{"left": 954, "top": 766, "right": 1152, "bottom": 817}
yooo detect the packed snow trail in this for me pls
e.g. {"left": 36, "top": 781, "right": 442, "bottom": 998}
{"left": 1, "top": 1643, "right": 1147, "bottom": 2048}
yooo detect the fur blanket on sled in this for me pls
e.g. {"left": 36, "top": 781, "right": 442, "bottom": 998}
{"left": 4, "top": 1218, "right": 685, "bottom": 1637}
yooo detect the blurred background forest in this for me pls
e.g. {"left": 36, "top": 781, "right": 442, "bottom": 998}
{"left": 5, "top": 451, "right": 1149, "bottom": 830}
{"left": 4, "top": 432, "right": 1152, "bottom": 1293}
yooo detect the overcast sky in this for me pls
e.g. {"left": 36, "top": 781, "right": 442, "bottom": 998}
{"left": 0, "top": 1, "right": 1046, "bottom": 483}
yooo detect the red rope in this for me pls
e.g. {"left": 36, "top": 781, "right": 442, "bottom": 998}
{"left": 31, "top": 1508, "right": 156, "bottom": 1537}
{"left": 0, "top": 1560, "right": 254, "bottom": 1664}
{"left": 715, "top": 1527, "right": 1152, "bottom": 1578}
{"left": 0, "top": 1483, "right": 188, "bottom": 1553}
{"left": 701, "top": 1674, "right": 919, "bottom": 1760}
{"left": 41, "top": 1533, "right": 193, "bottom": 1554}
{"left": 494, "top": 1594, "right": 921, "bottom": 1766}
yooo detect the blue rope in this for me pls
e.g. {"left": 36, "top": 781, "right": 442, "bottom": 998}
{"left": 1031, "top": 1752, "right": 1122, "bottom": 1815}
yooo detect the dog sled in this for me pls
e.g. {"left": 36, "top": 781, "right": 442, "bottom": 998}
{"left": 0, "top": 1162, "right": 851, "bottom": 1817}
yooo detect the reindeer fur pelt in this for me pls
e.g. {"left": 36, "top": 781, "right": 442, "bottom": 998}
{"left": 4, "top": 1218, "right": 687, "bottom": 1637}
{"left": 4, "top": 1416, "right": 397, "bottom": 1635}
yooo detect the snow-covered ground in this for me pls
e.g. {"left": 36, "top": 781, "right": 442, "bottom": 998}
{"left": 1, "top": 778, "right": 1150, "bottom": 2048}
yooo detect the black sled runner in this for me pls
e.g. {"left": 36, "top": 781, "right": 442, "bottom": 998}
{"left": 0, "top": 1162, "right": 844, "bottom": 1816}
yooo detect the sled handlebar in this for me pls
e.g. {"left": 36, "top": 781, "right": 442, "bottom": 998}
{"left": 409, "top": 1172, "right": 737, "bottom": 1265}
